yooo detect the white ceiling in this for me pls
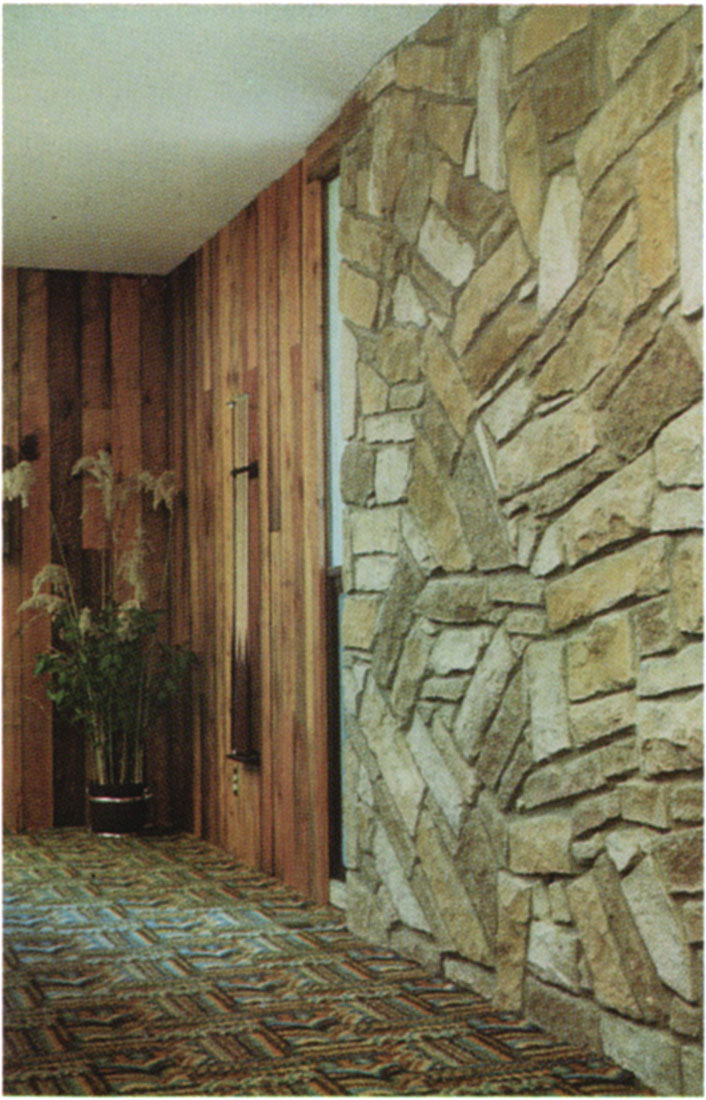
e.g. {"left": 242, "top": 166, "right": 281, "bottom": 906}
{"left": 3, "top": 3, "right": 439, "bottom": 276}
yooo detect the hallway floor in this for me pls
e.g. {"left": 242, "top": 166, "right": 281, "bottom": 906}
{"left": 4, "top": 830, "right": 651, "bottom": 1096}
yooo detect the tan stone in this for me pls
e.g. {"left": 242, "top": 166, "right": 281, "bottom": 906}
{"left": 575, "top": 25, "right": 689, "bottom": 192}
{"left": 572, "top": 791, "right": 622, "bottom": 837}
{"left": 623, "top": 855, "right": 696, "bottom": 1002}
{"left": 607, "top": 5, "right": 689, "bottom": 82}
{"left": 506, "top": 91, "right": 542, "bottom": 256}
{"left": 567, "top": 613, "right": 636, "bottom": 701}
{"left": 570, "top": 691, "right": 636, "bottom": 748}
{"left": 655, "top": 403, "right": 703, "bottom": 488}
{"left": 339, "top": 262, "right": 379, "bottom": 329}
{"left": 668, "top": 782, "right": 704, "bottom": 823}
{"left": 582, "top": 160, "right": 635, "bottom": 259}
{"left": 396, "top": 43, "right": 449, "bottom": 94}
{"left": 459, "top": 299, "right": 539, "bottom": 397}
{"left": 416, "top": 811, "right": 494, "bottom": 965}
{"left": 508, "top": 814, "right": 573, "bottom": 874}
{"left": 636, "top": 125, "right": 677, "bottom": 294}
{"left": 451, "top": 230, "right": 531, "bottom": 356}
{"left": 631, "top": 596, "right": 680, "bottom": 657}
{"left": 599, "top": 1011, "right": 682, "bottom": 1096}
{"left": 337, "top": 212, "right": 385, "bottom": 273}
{"left": 637, "top": 694, "right": 702, "bottom": 775}
{"left": 637, "top": 643, "right": 703, "bottom": 697}
{"left": 519, "top": 738, "right": 638, "bottom": 810}
{"left": 512, "top": 5, "right": 590, "bottom": 73}
{"left": 369, "top": 91, "right": 417, "bottom": 216}
{"left": 425, "top": 102, "right": 473, "bottom": 165}
{"left": 672, "top": 534, "right": 703, "bottom": 634}
{"left": 602, "top": 205, "right": 637, "bottom": 266}
{"left": 558, "top": 451, "right": 655, "bottom": 567}
{"left": 546, "top": 537, "right": 671, "bottom": 631}
{"left": 652, "top": 829, "right": 703, "bottom": 895}
{"left": 408, "top": 437, "right": 472, "bottom": 573}
{"left": 359, "top": 680, "right": 425, "bottom": 837}
{"left": 375, "top": 326, "right": 422, "bottom": 384}
{"left": 534, "top": 31, "right": 596, "bottom": 142}
{"left": 620, "top": 781, "right": 669, "bottom": 829}
{"left": 476, "top": 28, "right": 508, "bottom": 192}
{"left": 495, "top": 397, "right": 598, "bottom": 501}
{"left": 536, "top": 252, "right": 638, "bottom": 399}
{"left": 589, "top": 308, "right": 661, "bottom": 412}
{"left": 568, "top": 858, "right": 666, "bottom": 1022}
{"left": 358, "top": 362, "right": 387, "bottom": 416}
{"left": 341, "top": 595, "right": 379, "bottom": 651}
{"left": 524, "top": 976, "right": 602, "bottom": 1054}
{"left": 681, "top": 899, "right": 703, "bottom": 945}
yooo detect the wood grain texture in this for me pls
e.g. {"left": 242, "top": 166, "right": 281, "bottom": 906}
{"left": 3, "top": 146, "right": 330, "bottom": 900}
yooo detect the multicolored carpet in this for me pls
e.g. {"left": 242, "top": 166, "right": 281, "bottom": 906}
{"left": 4, "top": 830, "right": 650, "bottom": 1096}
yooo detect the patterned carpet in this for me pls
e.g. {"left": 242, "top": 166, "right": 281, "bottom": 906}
{"left": 4, "top": 830, "right": 651, "bottom": 1096}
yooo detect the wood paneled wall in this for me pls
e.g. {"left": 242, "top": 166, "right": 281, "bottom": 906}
{"left": 4, "top": 152, "right": 331, "bottom": 903}
{"left": 170, "top": 160, "right": 331, "bottom": 903}
{"left": 3, "top": 269, "right": 191, "bottom": 832}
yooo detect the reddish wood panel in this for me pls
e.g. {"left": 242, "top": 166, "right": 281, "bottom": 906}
{"left": 18, "top": 271, "right": 53, "bottom": 829}
{"left": 3, "top": 269, "right": 23, "bottom": 831}
{"left": 3, "top": 270, "right": 192, "bottom": 833}
{"left": 167, "top": 152, "right": 331, "bottom": 901}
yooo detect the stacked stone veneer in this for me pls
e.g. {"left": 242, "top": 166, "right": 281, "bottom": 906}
{"left": 336, "top": 6, "right": 703, "bottom": 1095}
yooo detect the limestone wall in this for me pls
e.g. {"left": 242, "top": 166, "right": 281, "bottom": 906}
{"left": 336, "top": 6, "right": 703, "bottom": 1095}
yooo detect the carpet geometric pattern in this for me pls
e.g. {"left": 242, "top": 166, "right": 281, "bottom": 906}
{"left": 4, "top": 830, "right": 651, "bottom": 1096}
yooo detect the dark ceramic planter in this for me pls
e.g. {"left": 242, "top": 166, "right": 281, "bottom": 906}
{"left": 87, "top": 783, "right": 153, "bottom": 835}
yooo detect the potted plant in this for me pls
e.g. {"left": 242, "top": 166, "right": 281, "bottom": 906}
{"left": 5, "top": 450, "right": 196, "bottom": 834}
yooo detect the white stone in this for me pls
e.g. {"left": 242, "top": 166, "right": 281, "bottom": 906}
{"left": 375, "top": 446, "right": 410, "bottom": 504}
{"left": 477, "top": 29, "right": 507, "bottom": 192}
{"left": 482, "top": 374, "right": 534, "bottom": 443}
{"left": 364, "top": 411, "right": 416, "bottom": 444}
{"left": 637, "top": 643, "right": 704, "bottom": 697}
{"left": 430, "top": 626, "right": 493, "bottom": 675}
{"left": 454, "top": 628, "right": 517, "bottom": 759}
{"left": 525, "top": 638, "right": 571, "bottom": 761}
{"left": 655, "top": 403, "right": 703, "bottom": 487}
{"left": 463, "top": 117, "right": 478, "bottom": 177}
{"left": 401, "top": 509, "right": 438, "bottom": 575}
{"left": 538, "top": 174, "right": 582, "bottom": 317}
{"left": 393, "top": 275, "right": 427, "bottom": 326}
{"left": 651, "top": 488, "right": 703, "bottom": 532}
{"left": 409, "top": 714, "right": 466, "bottom": 834}
{"left": 599, "top": 1011, "right": 682, "bottom": 1096}
{"left": 418, "top": 206, "right": 476, "bottom": 287}
{"left": 605, "top": 827, "right": 654, "bottom": 873}
{"left": 373, "top": 824, "right": 431, "bottom": 932}
{"left": 527, "top": 920, "right": 581, "bottom": 991}
{"left": 340, "top": 323, "right": 358, "bottom": 439}
{"left": 355, "top": 555, "right": 396, "bottom": 592}
{"left": 622, "top": 855, "right": 695, "bottom": 1001}
{"left": 350, "top": 508, "right": 399, "bottom": 555}
{"left": 531, "top": 524, "right": 564, "bottom": 577}
{"left": 359, "top": 678, "right": 425, "bottom": 836}
{"left": 638, "top": 694, "right": 703, "bottom": 764}
{"left": 678, "top": 94, "right": 703, "bottom": 317}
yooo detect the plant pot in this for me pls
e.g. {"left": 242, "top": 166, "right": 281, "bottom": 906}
{"left": 87, "top": 782, "right": 153, "bottom": 836}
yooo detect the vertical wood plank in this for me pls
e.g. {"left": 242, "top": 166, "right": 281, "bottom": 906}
{"left": 18, "top": 270, "right": 53, "bottom": 829}
{"left": 276, "top": 164, "right": 303, "bottom": 891}
{"left": 3, "top": 269, "right": 23, "bottom": 831}
{"left": 80, "top": 273, "right": 111, "bottom": 551}
{"left": 140, "top": 276, "right": 174, "bottom": 826}
{"left": 302, "top": 172, "right": 330, "bottom": 903}
{"left": 48, "top": 271, "right": 84, "bottom": 825}
{"left": 256, "top": 185, "right": 276, "bottom": 876}
{"left": 109, "top": 276, "right": 142, "bottom": 610}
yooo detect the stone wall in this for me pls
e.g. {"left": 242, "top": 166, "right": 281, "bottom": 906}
{"left": 336, "top": 6, "right": 703, "bottom": 1095}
